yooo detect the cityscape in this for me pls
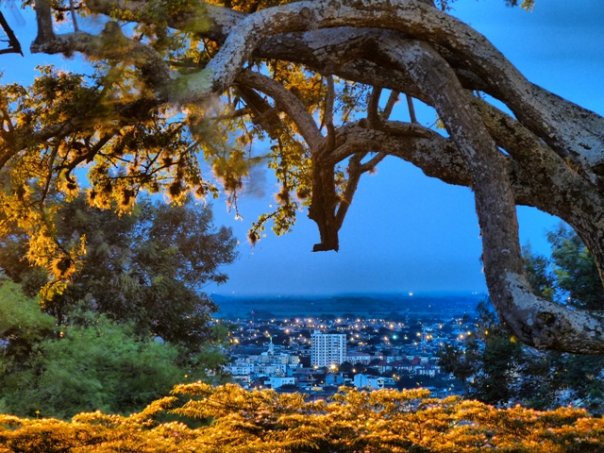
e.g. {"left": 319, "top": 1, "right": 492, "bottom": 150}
{"left": 220, "top": 308, "right": 477, "bottom": 397}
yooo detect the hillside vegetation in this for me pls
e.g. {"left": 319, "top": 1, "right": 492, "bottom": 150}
{"left": 1, "top": 383, "right": 602, "bottom": 452}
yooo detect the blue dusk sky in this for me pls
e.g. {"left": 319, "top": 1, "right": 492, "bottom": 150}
{"left": 2, "top": 1, "right": 603, "bottom": 296}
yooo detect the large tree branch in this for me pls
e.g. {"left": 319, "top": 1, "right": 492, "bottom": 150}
{"left": 380, "top": 37, "right": 604, "bottom": 353}
{"left": 22, "top": 3, "right": 604, "bottom": 265}
{"left": 333, "top": 122, "right": 468, "bottom": 184}
{"left": 80, "top": 0, "right": 604, "bottom": 181}
{"left": 168, "top": 0, "right": 604, "bottom": 177}
{"left": 476, "top": 99, "right": 604, "bottom": 285}
{"left": 236, "top": 70, "right": 322, "bottom": 151}
{"left": 251, "top": 26, "right": 604, "bottom": 283}
{"left": 317, "top": 116, "right": 604, "bottom": 279}
{"left": 32, "top": 0, "right": 55, "bottom": 48}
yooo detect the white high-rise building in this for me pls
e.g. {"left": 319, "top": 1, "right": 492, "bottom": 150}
{"left": 311, "top": 331, "right": 347, "bottom": 367}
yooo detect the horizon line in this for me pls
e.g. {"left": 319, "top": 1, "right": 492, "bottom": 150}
{"left": 210, "top": 290, "right": 488, "bottom": 298}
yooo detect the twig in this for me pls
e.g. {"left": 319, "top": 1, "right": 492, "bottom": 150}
{"left": 406, "top": 94, "right": 418, "bottom": 124}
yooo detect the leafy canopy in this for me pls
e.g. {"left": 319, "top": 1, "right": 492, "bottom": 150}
{"left": 0, "top": 383, "right": 603, "bottom": 452}
{"left": 0, "top": 315, "right": 184, "bottom": 419}
{"left": 0, "top": 280, "right": 55, "bottom": 360}
{"left": 0, "top": 279, "right": 227, "bottom": 419}
{"left": 0, "top": 196, "right": 236, "bottom": 350}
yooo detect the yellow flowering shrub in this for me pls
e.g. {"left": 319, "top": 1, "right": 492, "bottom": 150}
{"left": 0, "top": 384, "right": 602, "bottom": 452}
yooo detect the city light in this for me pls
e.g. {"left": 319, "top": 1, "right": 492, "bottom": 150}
{"left": 224, "top": 314, "right": 475, "bottom": 396}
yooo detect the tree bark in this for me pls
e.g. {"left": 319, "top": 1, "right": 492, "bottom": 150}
{"left": 379, "top": 38, "right": 604, "bottom": 353}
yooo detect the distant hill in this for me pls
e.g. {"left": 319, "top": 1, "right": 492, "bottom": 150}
{"left": 210, "top": 292, "right": 485, "bottom": 319}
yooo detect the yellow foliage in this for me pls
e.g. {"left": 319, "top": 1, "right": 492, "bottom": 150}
{"left": 0, "top": 384, "right": 602, "bottom": 452}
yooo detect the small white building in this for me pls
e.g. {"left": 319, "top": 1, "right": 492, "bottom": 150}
{"left": 265, "top": 376, "right": 296, "bottom": 389}
{"left": 416, "top": 365, "right": 439, "bottom": 377}
{"left": 346, "top": 352, "right": 372, "bottom": 364}
{"left": 256, "top": 364, "right": 288, "bottom": 376}
{"left": 353, "top": 374, "right": 385, "bottom": 390}
{"left": 226, "top": 364, "right": 254, "bottom": 376}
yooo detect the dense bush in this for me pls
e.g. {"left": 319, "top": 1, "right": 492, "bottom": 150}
{"left": 0, "top": 384, "right": 602, "bottom": 452}
{"left": 0, "top": 281, "right": 221, "bottom": 418}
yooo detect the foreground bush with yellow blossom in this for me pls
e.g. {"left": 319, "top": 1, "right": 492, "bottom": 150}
{"left": 1, "top": 384, "right": 602, "bottom": 452}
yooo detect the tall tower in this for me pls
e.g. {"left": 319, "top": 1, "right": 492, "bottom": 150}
{"left": 310, "top": 331, "right": 347, "bottom": 367}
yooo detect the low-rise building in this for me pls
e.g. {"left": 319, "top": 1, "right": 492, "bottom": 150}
{"left": 226, "top": 364, "right": 254, "bottom": 376}
{"left": 354, "top": 374, "right": 385, "bottom": 390}
{"left": 265, "top": 376, "right": 296, "bottom": 389}
{"left": 346, "top": 352, "right": 372, "bottom": 364}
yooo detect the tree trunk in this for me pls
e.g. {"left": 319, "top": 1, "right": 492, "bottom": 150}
{"left": 381, "top": 39, "right": 604, "bottom": 353}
